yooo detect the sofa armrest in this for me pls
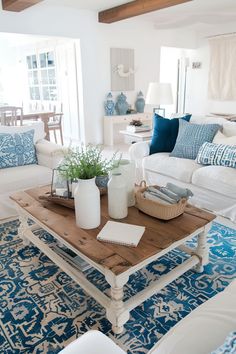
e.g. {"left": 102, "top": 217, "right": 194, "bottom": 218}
{"left": 35, "top": 139, "right": 68, "bottom": 169}
{"left": 129, "top": 141, "right": 150, "bottom": 183}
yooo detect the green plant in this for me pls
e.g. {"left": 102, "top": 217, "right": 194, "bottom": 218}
{"left": 58, "top": 144, "right": 121, "bottom": 180}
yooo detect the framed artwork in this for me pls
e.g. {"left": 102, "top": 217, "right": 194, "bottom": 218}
{"left": 110, "top": 48, "right": 135, "bottom": 91}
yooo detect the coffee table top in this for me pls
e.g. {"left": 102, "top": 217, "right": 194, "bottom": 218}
{"left": 11, "top": 186, "right": 216, "bottom": 275}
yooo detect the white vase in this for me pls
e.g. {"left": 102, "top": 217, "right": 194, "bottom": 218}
{"left": 114, "top": 159, "right": 135, "bottom": 207}
{"left": 108, "top": 173, "right": 128, "bottom": 219}
{"left": 74, "top": 177, "right": 100, "bottom": 229}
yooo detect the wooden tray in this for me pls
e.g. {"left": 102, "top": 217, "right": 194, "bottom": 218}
{"left": 39, "top": 193, "right": 75, "bottom": 209}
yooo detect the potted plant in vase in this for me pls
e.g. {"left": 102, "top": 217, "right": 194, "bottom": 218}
{"left": 58, "top": 144, "right": 120, "bottom": 229}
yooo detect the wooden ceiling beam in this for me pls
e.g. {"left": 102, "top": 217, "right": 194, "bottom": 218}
{"left": 99, "top": 0, "right": 193, "bottom": 23}
{"left": 2, "top": 0, "right": 43, "bottom": 12}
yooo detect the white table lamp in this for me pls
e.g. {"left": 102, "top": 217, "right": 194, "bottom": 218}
{"left": 145, "top": 82, "right": 173, "bottom": 117}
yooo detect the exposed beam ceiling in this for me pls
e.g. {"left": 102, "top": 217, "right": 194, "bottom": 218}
{"left": 2, "top": 0, "right": 43, "bottom": 12}
{"left": 99, "top": 0, "right": 193, "bottom": 23}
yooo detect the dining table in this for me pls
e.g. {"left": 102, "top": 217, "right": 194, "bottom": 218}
{"left": 19, "top": 110, "right": 55, "bottom": 140}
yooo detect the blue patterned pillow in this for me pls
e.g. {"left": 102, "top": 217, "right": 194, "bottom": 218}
{"left": 211, "top": 332, "right": 236, "bottom": 354}
{"left": 197, "top": 142, "right": 236, "bottom": 168}
{"left": 170, "top": 120, "right": 221, "bottom": 159}
{"left": 0, "top": 130, "right": 37, "bottom": 169}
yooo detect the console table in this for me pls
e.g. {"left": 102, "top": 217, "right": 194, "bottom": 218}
{"left": 103, "top": 113, "right": 152, "bottom": 146}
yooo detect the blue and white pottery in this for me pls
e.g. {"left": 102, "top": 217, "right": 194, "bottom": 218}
{"left": 104, "top": 92, "right": 115, "bottom": 116}
{"left": 115, "top": 92, "right": 129, "bottom": 115}
{"left": 135, "top": 91, "right": 145, "bottom": 113}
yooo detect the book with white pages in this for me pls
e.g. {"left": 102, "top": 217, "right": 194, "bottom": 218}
{"left": 97, "top": 221, "right": 145, "bottom": 247}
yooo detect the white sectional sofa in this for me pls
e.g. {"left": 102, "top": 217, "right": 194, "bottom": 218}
{"left": 0, "top": 122, "right": 65, "bottom": 220}
{"left": 129, "top": 116, "right": 236, "bottom": 222}
{"left": 60, "top": 280, "right": 236, "bottom": 354}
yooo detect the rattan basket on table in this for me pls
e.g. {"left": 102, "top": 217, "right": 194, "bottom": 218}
{"left": 135, "top": 181, "right": 187, "bottom": 220}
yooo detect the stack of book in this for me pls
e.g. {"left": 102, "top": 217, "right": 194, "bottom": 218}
{"left": 126, "top": 124, "right": 151, "bottom": 133}
{"left": 53, "top": 244, "right": 91, "bottom": 272}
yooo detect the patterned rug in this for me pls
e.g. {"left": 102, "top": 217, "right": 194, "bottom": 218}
{"left": 0, "top": 220, "right": 235, "bottom": 354}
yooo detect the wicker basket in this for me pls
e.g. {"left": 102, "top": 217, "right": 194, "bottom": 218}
{"left": 135, "top": 181, "right": 187, "bottom": 220}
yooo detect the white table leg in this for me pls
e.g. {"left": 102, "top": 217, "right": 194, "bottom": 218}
{"left": 194, "top": 223, "right": 211, "bottom": 273}
{"left": 105, "top": 271, "right": 130, "bottom": 334}
{"left": 18, "top": 212, "right": 31, "bottom": 246}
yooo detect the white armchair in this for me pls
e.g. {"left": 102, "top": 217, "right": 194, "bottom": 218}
{"left": 0, "top": 123, "right": 67, "bottom": 220}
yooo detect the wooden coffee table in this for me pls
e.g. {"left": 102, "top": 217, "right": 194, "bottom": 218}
{"left": 11, "top": 186, "right": 216, "bottom": 334}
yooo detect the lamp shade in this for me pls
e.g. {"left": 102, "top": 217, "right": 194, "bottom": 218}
{"left": 145, "top": 82, "right": 173, "bottom": 105}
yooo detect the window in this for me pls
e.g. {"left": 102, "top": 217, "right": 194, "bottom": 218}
{"left": 26, "top": 51, "right": 57, "bottom": 101}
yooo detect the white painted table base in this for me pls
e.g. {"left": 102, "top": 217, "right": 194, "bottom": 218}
{"left": 16, "top": 205, "right": 211, "bottom": 334}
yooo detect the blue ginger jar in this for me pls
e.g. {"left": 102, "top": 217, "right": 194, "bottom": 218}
{"left": 104, "top": 92, "right": 115, "bottom": 116}
{"left": 115, "top": 92, "right": 129, "bottom": 115}
{"left": 135, "top": 91, "right": 145, "bottom": 113}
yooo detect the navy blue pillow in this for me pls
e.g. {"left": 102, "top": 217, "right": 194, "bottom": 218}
{"left": 150, "top": 114, "right": 191, "bottom": 155}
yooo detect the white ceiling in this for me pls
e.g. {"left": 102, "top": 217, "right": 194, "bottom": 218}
{"left": 42, "top": 0, "right": 236, "bottom": 30}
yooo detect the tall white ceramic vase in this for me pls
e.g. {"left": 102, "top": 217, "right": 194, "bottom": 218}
{"left": 115, "top": 159, "right": 136, "bottom": 207}
{"left": 74, "top": 177, "right": 100, "bottom": 229}
{"left": 108, "top": 173, "right": 128, "bottom": 219}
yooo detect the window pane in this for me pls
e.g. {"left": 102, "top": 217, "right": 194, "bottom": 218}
{"left": 47, "top": 52, "right": 55, "bottom": 67}
{"left": 40, "top": 53, "right": 46, "bottom": 68}
{"left": 41, "top": 69, "right": 48, "bottom": 84}
{"left": 28, "top": 71, "right": 33, "bottom": 85}
{"left": 27, "top": 56, "right": 32, "bottom": 69}
{"left": 49, "top": 86, "right": 57, "bottom": 100}
{"left": 32, "top": 55, "right": 37, "bottom": 69}
{"left": 42, "top": 86, "right": 50, "bottom": 100}
{"left": 29, "top": 86, "right": 40, "bottom": 100}
{"left": 48, "top": 69, "right": 56, "bottom": 84}
{"left": 33, "top": 71, "right": 39, "bottom": 85}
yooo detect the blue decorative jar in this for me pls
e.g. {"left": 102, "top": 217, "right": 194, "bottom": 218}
{"left": 115, "top": 92, "right": 129, "bottom": 115}
{"left": 104, "top": 92, "right": 115, "bottom": 116}
{"left": 135, "top": 91, "right": 145, "bottom": 113}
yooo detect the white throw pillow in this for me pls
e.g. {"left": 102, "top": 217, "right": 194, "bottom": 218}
{"left": 213, "top": 131, "right": 236, "bottom": 146}
{"left": 0, "top": 121, "right": 45, "bottom": 143}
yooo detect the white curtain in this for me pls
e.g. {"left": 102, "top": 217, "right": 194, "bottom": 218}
{"left": 208, "top": 35, "right": 236, "bottom": 100}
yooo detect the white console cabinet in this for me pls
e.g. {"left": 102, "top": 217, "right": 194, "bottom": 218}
{"left": 103, "top": 113, "right": 152, "bottom": 146}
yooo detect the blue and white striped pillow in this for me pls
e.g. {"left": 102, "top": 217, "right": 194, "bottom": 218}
{"left": 211, "top": 331, "right": 236, "bottom": 354}
{"left": 197, "top": 142, "right": 236, "bottom": 168}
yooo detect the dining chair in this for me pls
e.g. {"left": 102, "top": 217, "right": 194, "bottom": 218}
{"left": 0, "top": 106, "right": 23, "bottom": 126}
{"left": 47, "top": 103, "right": 64, "bottom": 145}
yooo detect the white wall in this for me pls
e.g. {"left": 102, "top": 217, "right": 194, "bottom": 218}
{"left": 0, "top": 3, "right": 198, "bottom": 143}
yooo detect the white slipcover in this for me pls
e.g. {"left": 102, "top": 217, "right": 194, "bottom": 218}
{"left": 192, "top": 165, "right": 236, "bottom": 199}
{"left": 143, "top": 153, "right": 202, "bottom": 183}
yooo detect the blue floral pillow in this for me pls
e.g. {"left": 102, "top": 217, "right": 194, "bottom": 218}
{"left": 170, "top": 120, "right": 221, "bottom": 160}
{"left": 211, "top": 332, "right": 236, "bottom": 354}
{"left": 0, "top": 130, "right": 37, "bottom": 169}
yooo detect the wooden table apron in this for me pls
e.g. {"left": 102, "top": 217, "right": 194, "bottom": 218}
{"left": 18, "top": 111, "right": 55, "bottom": 140}
{"left": 11, "top": 189, "right": 215, "bottom": 334}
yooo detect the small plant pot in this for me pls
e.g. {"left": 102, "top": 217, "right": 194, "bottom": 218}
{"left": 95, "top": 175, "right": 109, "bottom": 195}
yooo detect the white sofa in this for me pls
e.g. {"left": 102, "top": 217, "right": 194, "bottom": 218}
{"left": 129, "top": 116, "right": 236, "bottom": 222}
{"left": 0, "top": 122, "right": 65, "bottom": 220}
{"left": 59, "top": 279, "right": 236, "bottom": 354}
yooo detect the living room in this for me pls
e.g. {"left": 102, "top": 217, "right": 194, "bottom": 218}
{"left": 0, "top": 0, "right": 236, "bottom": 353}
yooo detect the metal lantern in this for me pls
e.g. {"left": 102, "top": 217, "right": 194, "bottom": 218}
{"left": 51, "top": 168, "right": 71, "bottom": 198}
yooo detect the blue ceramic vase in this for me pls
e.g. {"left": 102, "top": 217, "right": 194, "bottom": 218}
{"left": 115, "top": 92, "right": 129, "bottom": 115}
{"left": 135, "top": 91, "right": 145, "bottom": 113}
{"left": 104, "top": 92, "right": 115, "bottom": 116}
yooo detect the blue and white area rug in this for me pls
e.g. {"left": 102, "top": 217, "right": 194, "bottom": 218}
{"left": 0, "top": 220, "right": 235, "bottom": 353}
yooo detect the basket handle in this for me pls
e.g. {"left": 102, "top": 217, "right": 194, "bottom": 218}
{"left": 140, "top": 180, "right": 147, "bottom": 188}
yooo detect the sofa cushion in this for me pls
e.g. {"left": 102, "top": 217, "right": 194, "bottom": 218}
{"left": 0, "top": 164, "right": 52, "bottom": 194}
{"left": 0, "top": 121, "right": 45, "bottom": 143}
{"left": 150, "top": 114, "right": 191, "bottom": 155}
{"left": 213, "top": 131, "right": 236, "bottom": 145}
{"left": 197, "top": 142, "right": 236, "bottom": 169}
{"left": 0, "top": 130, "right": 37, "bottom": 169}
{"left": 192, "top": 165, "right": 236, "bottom": 198}
{"left": 170, "top": 120, "right": 221, "bottom": 159}
{"left": 143, "top": 152, "right": 202, "bottom": 183}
